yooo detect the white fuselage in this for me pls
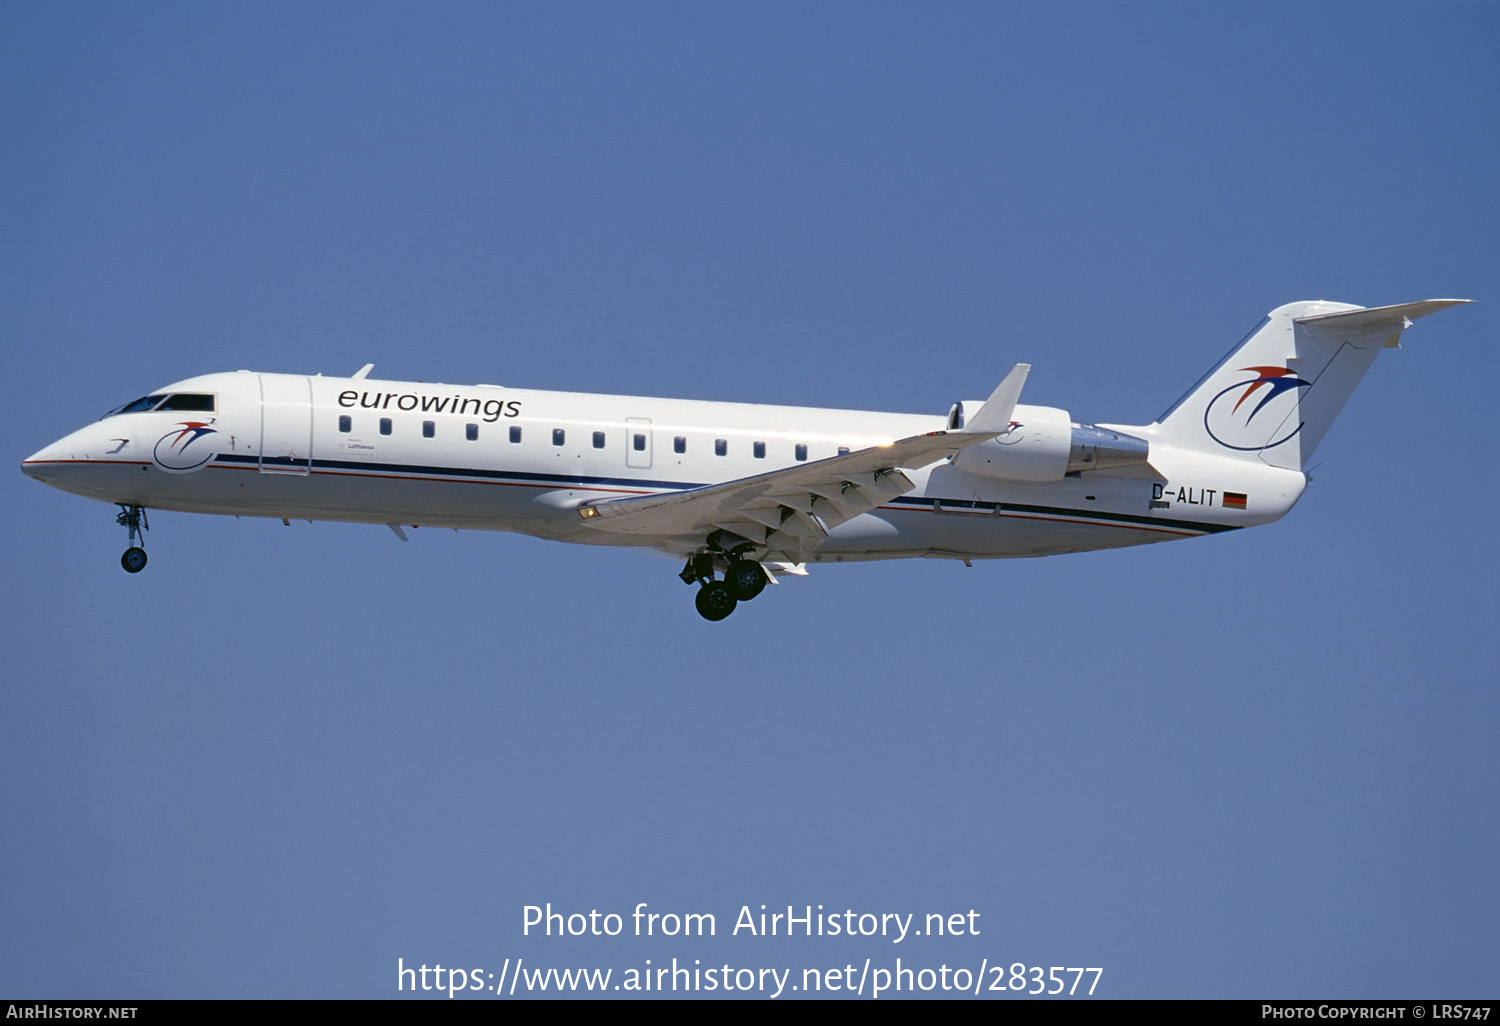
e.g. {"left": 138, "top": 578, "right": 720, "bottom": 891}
{"left": 22, "top": 369, "right": 1304, "bottom": 563}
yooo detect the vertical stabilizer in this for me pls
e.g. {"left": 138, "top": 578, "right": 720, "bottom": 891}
{"left": 1153, "top": 299, "right": 1469, "bottom": 471}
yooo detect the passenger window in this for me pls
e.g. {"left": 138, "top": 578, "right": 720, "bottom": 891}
{"left": 674, "top": 436, "right": 686, "bottom": 454}
{"left": 466, "top": 424, "right": 479, "bottom": 441}
{"left": 795, "top": 443, "right": 807, "bottom": 461}
{"left": 380, "top": 418, "right": 392, "bottom": 435}
{"left": 338, "top": 415, "right": 352, "bottom": 433}
{"left": 753, "top": 441, "right": 766, "bottom": 459}
{"left": 509, "top": 426, "right": 522, "bottom": 443}
{"left": 157, "top": 393, "right": 215, "bottom": 412}
{"left": 593, "top": 431, "right": 606, "bottom": 449}
{"left": 633, "top": 433, "right": 646, "bottom": 452}
{"left": 714, "top": 439, "right": 727, "bottom": 457}
{"left": 422, "top": 421, "right": 435, "bottom": 438}
{"left": 553, "top": 429, "right": 566, "bottom": 446}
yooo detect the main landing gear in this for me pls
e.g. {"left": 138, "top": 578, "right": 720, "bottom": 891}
{"left": 680, "top": 549, "right": 769, "bottom": 621}
{"left": 116, "top": 504, "right": 149, "bottom": 573}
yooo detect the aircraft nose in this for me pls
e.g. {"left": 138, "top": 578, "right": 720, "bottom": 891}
{"left": 21, "top": 429, "right": 133, "bottom": 501}
{"left": 21, "top": 441, "right": 66, "bottom": 480}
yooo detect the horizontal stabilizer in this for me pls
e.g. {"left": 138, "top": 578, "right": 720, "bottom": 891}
{"left": 1294, "top": 299, "right": 1471, "bottom": 331}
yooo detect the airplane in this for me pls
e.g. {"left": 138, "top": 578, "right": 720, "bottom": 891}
{"left": 22, "top": 298, "right": 1468, "bottom": 620}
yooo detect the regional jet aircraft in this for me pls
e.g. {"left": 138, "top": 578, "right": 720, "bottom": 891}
{"left": 22, "top": 299, "right": 1468, "bottom": 619}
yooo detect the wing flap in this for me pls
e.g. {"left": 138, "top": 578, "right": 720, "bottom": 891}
{"left": 730, "top": 507, "right": 785, "bottom": 532}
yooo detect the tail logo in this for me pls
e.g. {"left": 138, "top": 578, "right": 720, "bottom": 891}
{"left": 1203, "top": 366, "right": 1310, "bottom": 452}
{"left": 153, "top": 421, "right": 219, "bottom": 472}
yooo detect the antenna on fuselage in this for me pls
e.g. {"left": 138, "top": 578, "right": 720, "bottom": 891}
{"left": 352, "top": 363, "right": 374, "bottom": 380}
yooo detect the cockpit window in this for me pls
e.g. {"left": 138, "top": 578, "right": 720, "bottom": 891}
{"left": 104, "top": 394, "right": 167, "bottom": 417}
{"left": 156, "top": 393, "right": 215, "bottom": 412}
{"left": 102, "top": 393, "right": 216, "bottom": 418}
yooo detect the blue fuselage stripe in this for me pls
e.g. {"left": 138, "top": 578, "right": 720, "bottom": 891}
{"left": 212, "top": 453, "right": 1236, "bottom": 535}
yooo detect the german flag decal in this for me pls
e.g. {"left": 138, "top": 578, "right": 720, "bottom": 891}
{"left": 1223, "top": 492, "right": 1248, "bottom": 510}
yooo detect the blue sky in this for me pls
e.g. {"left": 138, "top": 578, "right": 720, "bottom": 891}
{"left": 3, "top": 1, "right": 1496, "bottom": 999}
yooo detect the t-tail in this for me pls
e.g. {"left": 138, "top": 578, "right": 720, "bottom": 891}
{"left": 1152, "top": 299, "right": 1470, "bottom": 471}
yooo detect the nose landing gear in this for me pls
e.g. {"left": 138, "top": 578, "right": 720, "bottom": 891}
{"left": 116, "top": 504, "right": 149, "bottom": 573}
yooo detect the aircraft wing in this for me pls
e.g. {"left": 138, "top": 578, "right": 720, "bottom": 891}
{"left": 577, "top": 365, "right": 1030, "bottom": 562}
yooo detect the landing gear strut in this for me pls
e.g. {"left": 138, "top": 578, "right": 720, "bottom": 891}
{"left": 680, "top": 549, "right": 768, "bottom": 620}
{"left": 116, "top": 504, "right": 149, "bottom": 573}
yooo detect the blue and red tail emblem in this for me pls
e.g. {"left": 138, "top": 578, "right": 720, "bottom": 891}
{"left": 1203, "top": 366, "right": 1310, "bottom": 451}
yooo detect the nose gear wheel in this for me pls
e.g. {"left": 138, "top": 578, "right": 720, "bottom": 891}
{"left": 116, "top": 504, "right": 149, "bottom": 573}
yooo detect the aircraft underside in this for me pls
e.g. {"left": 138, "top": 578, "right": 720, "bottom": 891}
{"left": 31, "top": 454, "right": 1209, "bottom": 619}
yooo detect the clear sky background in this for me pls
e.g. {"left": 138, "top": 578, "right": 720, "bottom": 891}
{"left": 3, "top": 1, "right": 1496, "bottom": 1000}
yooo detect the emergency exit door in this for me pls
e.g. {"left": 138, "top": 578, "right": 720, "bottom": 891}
{"left": 259, "top": 374, "right": 312, "bottom": 474}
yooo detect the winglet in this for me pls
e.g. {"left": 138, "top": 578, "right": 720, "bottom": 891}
{"left": 963, "top": 363, "right": 1030, "bottom": 435}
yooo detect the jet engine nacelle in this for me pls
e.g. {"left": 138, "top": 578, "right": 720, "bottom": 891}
{"left": 948, "top": 403, "right": 1150, "bottom": 482}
